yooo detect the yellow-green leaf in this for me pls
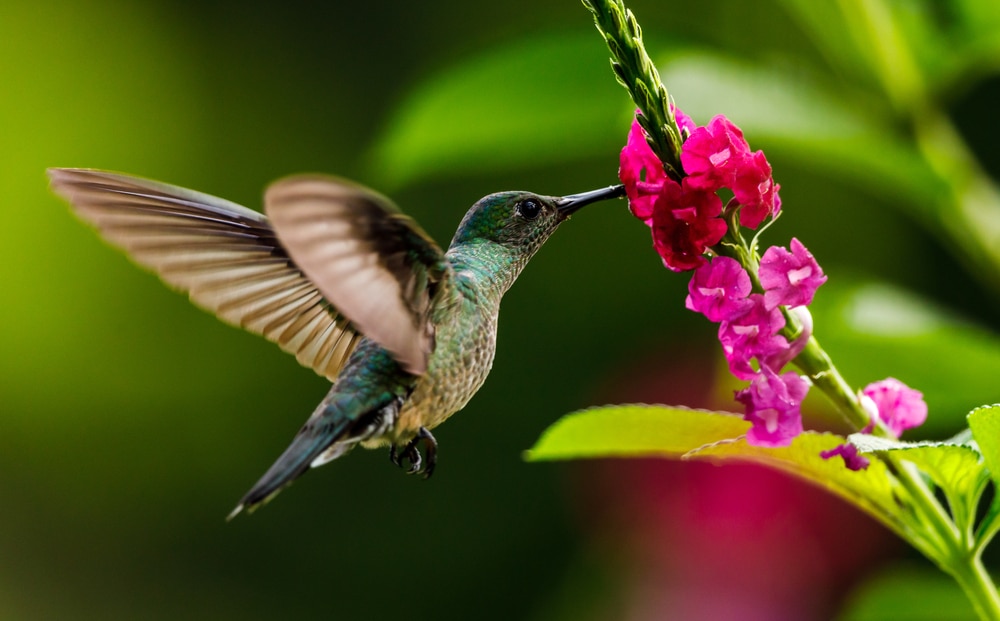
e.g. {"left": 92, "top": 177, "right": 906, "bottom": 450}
{"left": 969, "top": 405, "right": 1000, "bottom": 490}
{"left": 526, "top": 404, "right": 750, "bottom": 460}
{"left": 528, "top": 405, "right": 908, "bottom": 537}
{"left": 849, "top": 433, "right": 987, "bottom": 532}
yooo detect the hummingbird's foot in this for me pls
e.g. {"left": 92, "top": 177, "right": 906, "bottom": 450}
{"left": 389, "top": 442, "right": 421, "bottom": 473}
{"left": 388, "top": 427, "right": 437, "bottom": 479}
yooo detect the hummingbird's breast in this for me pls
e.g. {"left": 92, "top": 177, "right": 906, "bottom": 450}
{"left": 393, "top": 274, "right": 500, "bottom": 440}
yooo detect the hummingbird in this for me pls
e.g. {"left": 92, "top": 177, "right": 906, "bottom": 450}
{"left": 48, "top": 168, "right": 624, "bottom": 517}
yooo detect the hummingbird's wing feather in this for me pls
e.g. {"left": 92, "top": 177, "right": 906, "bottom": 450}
{"left": 48, "top": 168, "right": 361, "bottom": 381}
{"left": 265, "top": 175, "right": 449, "bottom": 375}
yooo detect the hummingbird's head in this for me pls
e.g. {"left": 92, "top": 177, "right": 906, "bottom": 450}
{"left": 449, "top": 185, "right": 625, "bottom": 256}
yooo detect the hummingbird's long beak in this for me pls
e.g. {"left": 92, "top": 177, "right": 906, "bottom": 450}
{"left": 555, "top": 184, "right": 626, "bottom": 218}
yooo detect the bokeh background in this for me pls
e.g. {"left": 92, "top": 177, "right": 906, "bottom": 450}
{"left": 2, "top": 0, "right": 999, "bottom": 619}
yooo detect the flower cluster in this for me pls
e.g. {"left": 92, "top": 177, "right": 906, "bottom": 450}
{"left": 685, "top": 245, "right": 824, "bottom": 447}
{"left": 620, "top": 111, "right": 780, "bottom": 271}
{"left": 619, "top": 108, "right": 928, "bottom": 460}
{"left": 619, "top": 108, "right": 814, "bottom": 447}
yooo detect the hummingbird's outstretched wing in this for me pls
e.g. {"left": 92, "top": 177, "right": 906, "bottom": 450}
{"left": 48, "top": 168, "right": 361, "bottom": 381}
{"left": 265, "top": 175, "right": 450, "bottom": 375}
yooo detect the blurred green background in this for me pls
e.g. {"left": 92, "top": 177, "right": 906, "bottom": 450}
{"left": 2, "top": 0, "right": 999, "bottom": 619}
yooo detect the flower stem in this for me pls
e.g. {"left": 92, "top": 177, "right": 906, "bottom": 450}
{"left": 719, "top": 222, "right": 878, "bottom": 434}
{"left": 724, "top": 209, "right": 1000, "bottom": 614}
{"left": 796, "top": 336, "right": 1000, "bottom": 620}
{"left": 951, "top": 555, "right": 1000, "bottom": 621}
{"left": 885, "top": 457, "right": 1000, "bottom": 621}
{"left": 793, "top": 336, "right": 874, "bottom": 432}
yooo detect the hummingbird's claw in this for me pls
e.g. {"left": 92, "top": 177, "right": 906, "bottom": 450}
{"left": 417, "top": 427, "right": 437, "bottom": 479}
{"left": 388, "top": 443, "right": 417, "bottom": 470}
{"left": 388, "top": 427, "right": 437, "bottom": 479}
{"left": 406, "top": 448, "right": 423, "bottom": 475}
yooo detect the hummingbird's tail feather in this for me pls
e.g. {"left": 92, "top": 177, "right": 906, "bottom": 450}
{"left": 228, "top": 393, "right": 402, "bottom": 519}
{"left": 228, "top": 420, "right": 354, "bottom": 520}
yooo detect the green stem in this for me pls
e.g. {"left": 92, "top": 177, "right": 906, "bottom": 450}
{"left": 714, "top": 129, "right": 1000, "bottom": 620}
{"left": 950, "top": 555, "right": 1000, "bottom": 621}
{"left": 794, "top": 328, "right": 1000, "bottom": 619}
{"left": 888, "top": 459, "right": 1000, "bottom": 621}
{"left": 793, "top": 325, "right": 1000, "bottom": 619}
{"left": 793, "top": 336, "right": 874, "bottom": 433}
{"left": 797, "top": 336, "right": 1000, "bottom": 619}
{"left": 975, "top": 501, "right": 1000, "bottom": 556}
{"left": 892, "top": 459, "right": 957, "bottom": 554}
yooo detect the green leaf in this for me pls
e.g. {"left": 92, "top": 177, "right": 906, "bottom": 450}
{"left": 849, "top": 433, "right": 987, "bottom": 533}
{"left": 528, "top": 405, "right": 908, "bottom": 537}
{"left": 526, "top": 404, "right": 751, "bottom": 460}
{"left": 691, "top": 431, "right": 905, "bottom": 537}
{"left": 968, "top": 405, "right": 1000, "bottom": 546}
{"left": 369, "top": 33, "right": 626, "bottom": 189}
{"left": 968, "top": 405, "right": 1000, "bottom": 488}
{"left": 808, "top": 280, "right": 1000, "bottom": 432}
{"left": 849, "top": 434, "right": 985, "bottom": 501}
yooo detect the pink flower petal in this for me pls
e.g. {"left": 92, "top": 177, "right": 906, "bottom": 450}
{"left": 759, "top": 238, "right": 827, "bottom": 310}
{"left": 820, "top": 443, "right": 870, "bottom": 471}
{"left": 718, "top": 294, "right": 789, "bottom": 380}
{"left": 620, "top": 118, "right": 667, "bottom": 223}
{"left": 680, "top": 115, "right": 751, "bottom": 192}
{"left": 649, "top": 178, "right": 726, "bottom": 272}
{"left": 735, "top": 367, "right": 808, "bottom": 447}
{"left": 733, "top": 151, "right": 779, "bottom": 229}
{"left": 761, "top": 306, "right": 813, "bottom": 371}
{"left": 671, "top": 104, "right": 696, "bottom": 137}
{"left": 862, "top": 378, "right": 927, "bottom": 436}
{"left": 685, "top": 256, "right": 753, "bottom": 322}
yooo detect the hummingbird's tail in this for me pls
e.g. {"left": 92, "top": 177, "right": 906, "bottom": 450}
{"left": 227, "top": 392, "right": 401, "bottom": 520}
{"left": 227, "top": 427, "right": 350, "bottom": 521}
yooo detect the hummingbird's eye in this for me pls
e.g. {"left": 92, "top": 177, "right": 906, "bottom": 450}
{"left": 516, "top": 199, "right": 542, "bottom": 220}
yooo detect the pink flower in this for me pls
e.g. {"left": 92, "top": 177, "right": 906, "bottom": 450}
{"left": 820, "top": 443, "right": 870, "bottom": 471}
{"left": 718, "top": 294, "right": 789, "bottom": 380}
{"left": 672, "top": 104, "right": 696, "bottom": 137}
{"left": 862, "top": 378, "right": 927, "bottom": 436}
{"left": 680, "top": 115, "right": 751, "bottom": 192}
{"left": 735, "top": 367, "right": 809, "bottom": 447}
{"left": 620, "top": 118, "right": 668, "bottom": 223}
{"left": 649, "top": 178, "right": 726, "bottom": 272}
{"left": 732, "top": 150, "right": 780, "bottom": 228}
{"left": 761, "top": 306, "right": 813, "bottom": 371}
{"left": 685, "top": 257, "right": 753, "bottom": 322}
{"left": 759, "top": 239, "right": 827, "bottom": 310}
